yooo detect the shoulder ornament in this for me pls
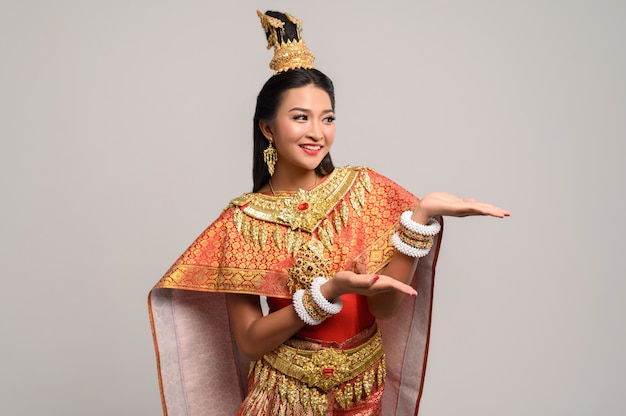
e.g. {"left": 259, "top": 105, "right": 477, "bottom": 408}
{"left": 229, "top": 167, "right": 373, "bottom": 253}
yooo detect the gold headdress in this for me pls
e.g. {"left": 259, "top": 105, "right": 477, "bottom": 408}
{"left": 257, "top": 10, "right": 316, "bottom": 74}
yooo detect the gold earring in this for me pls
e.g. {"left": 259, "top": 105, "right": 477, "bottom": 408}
{"left": 263, "top": 141, "right": 277, "bottom": 176}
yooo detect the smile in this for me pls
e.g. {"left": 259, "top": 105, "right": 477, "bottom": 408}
{"left": 300, "top": 144, "right": 322, "bottom": 151}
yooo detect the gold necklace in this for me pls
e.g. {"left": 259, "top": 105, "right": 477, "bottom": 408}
{"left": 269, "top": 175, "right": 318, "bottom": 196}
{"left": 230, "top": 167, "right": 371, "bottom": 238}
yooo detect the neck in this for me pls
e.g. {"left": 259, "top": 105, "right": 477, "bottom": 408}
{"left": 269, "top": 169, "right": 319, "bottom": 193}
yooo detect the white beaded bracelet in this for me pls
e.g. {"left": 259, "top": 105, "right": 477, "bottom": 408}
{"left": 310, "top": 277, "right": 343, "bottom": 315}
{"left": 391, "top": 233, "right": 432, "bottom": 258}
{"left": 400, "top": 211, "right": 441, "bottom": 236}
{"left": 293, "top": 289, "right": 323, "bottom": 325}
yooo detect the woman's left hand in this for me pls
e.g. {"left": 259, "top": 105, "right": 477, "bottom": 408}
{"left": 413, "top": 192, "right": 510, "bottom": 223}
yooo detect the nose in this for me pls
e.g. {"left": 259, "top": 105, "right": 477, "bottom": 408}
{"left": 307, "top": 121, "right": 324, "bottom": 141}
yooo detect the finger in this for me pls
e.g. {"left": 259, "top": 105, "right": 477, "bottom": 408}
{"left": 354, "top": 274, "right": 378, "bottom": 289}
{"left": 360, "top": 274, "right": 380, "bottom": 288}
{"left": 484, "top": 205, "right": 510, "bottom": 218}
{"left": 397, "top": 283, "right": 417, "bottom": 296}
{"left": 466, "top": 202, "right": 510, "bottom": 218}
{"left": 376, "top": 275, "right": 417, "bottom": 296}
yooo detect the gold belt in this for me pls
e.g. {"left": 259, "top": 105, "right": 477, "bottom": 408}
{"left": 262, "top": 330, "right": 384, "bottom": 392}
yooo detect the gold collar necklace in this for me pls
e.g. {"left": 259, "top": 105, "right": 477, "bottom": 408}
{"left": 231, "top": 167, "right": 370, "bottom": 236}
{"left": 269, "top": 175, "right": 318, "bottom": 196}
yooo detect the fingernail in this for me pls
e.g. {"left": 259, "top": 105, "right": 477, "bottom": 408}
{"left": 373, "top": 275, "right": 379, "bottom": 281}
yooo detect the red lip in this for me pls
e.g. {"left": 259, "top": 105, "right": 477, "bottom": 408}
{"left": 300, "top": 144, "right": 322, "bottom": 155}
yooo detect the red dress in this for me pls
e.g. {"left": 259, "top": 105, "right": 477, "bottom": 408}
{"left": 149, "top": 166, "right": 442, "bottom": 415}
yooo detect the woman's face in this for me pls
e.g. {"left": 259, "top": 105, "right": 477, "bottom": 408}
{"left": 262, "top": 84, "right": 336, "bottom": 175}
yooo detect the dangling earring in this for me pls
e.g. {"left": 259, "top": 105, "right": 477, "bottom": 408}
{"left": 263, "top": 141, "right": 277, "bottom": 176}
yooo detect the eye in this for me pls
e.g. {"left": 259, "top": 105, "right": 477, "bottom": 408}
{"left": 323, "top": 115, "right": 336, "bottom": 123}
{"left": 293, "top": 114, "right": 308, "bottom": 121}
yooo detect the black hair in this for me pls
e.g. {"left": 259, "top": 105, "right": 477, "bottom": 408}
{"left": 252, "top": 12, "right": 336, "bottom": 192}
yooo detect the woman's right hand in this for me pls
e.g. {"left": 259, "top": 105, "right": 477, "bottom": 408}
{"left": 319, "top": 271, "right": 417, "bottom": 301}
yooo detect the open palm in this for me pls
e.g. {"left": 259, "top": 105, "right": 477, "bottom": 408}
{"left": 418, "top": 192, "right": 510, "bottom": 218}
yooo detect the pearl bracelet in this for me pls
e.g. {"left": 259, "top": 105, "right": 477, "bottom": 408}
{"left": 293, "top": 289, "right": 323, "bottom": 326}
{"left": 391, "top": 233, "right": 432, "bottom": 258}
{"left": 400, "top": 211, "right": 441, "bottom": 236}
{"left": 302, "top": 290, "right": 332, "bottom": 322}
{"left": 397, "top": 227, "right": 434, "bottom": 249}
{"left": 310, "top": 277, "right": 343, "bottom": 315}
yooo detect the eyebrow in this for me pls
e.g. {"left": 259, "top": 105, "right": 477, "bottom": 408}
{"left": 288, "top": 107, "right": 334, "bottom": 114}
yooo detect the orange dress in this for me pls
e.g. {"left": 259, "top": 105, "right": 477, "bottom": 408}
{"left": 149, "top": 166, "right": 442, "bottom": 416}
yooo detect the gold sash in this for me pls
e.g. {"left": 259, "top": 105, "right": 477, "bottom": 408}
{"left": 262, "top": 330, "right": 384, "bottom": 392}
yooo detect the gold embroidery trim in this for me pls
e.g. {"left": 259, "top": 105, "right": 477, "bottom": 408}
{"left": 261, "top": 330, "right": 384, "bottom": 392}
{"left": 231, "top": 167, "right": 368, "bottom": 233}
{"left": 229, "top": 167, "right": 371, "bottom": 252}
{"left": 249, "top": 360, "right": 330, "bottom": 415}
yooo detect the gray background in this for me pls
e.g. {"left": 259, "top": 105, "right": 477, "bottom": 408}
{"left": 1, "top": 1, "right": 624, "bottom": 415}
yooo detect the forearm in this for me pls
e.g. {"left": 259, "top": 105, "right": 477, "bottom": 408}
{"left": 244, "top": 306, "right": 305, "bottom": 360}
{"left": 367, "top": 252, "right": 418, "bottom": 319}
{"left": 367, "top": 208, "right": 429, "bottom": 319}
{"left": 225, "top": 294, "right": 305, "bottom": 361}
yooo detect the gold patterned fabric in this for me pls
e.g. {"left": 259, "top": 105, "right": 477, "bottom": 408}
{"left": 148, "top": 165, "right": 443, "bottom": 416}
{"left": 240, "top": 326, "right": 385, "bottom": 416}
{"left": 153, "top": 166, "right": 414, "bottom": 298}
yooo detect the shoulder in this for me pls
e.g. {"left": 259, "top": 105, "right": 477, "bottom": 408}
{"left": 339, "top": 165, "right": 376, "bottom": 174}
{"left": 340, "top": 165, "right": 391, "bottom": 179}
{"left": 335, "top": 165, "right": 380, "bottom": 185}
{"left": 343, "top": 165, "right": 417, "bottom": 204}
{"left": 229, "top": 192, "right": 254, "bottom": 208}
{"left": 340, "top": 165, "right": 400, "bottom": 188}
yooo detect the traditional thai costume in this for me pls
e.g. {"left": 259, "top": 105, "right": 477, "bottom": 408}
{"left": 149, "top": 166, "right": 442, "bottom": 415}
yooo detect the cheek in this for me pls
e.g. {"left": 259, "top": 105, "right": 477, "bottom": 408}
{"left": 276, "top": 123, "right": 304, "bottom": 140}
{"left": 324, "top": 127, "right": 336, "bottom": 145}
